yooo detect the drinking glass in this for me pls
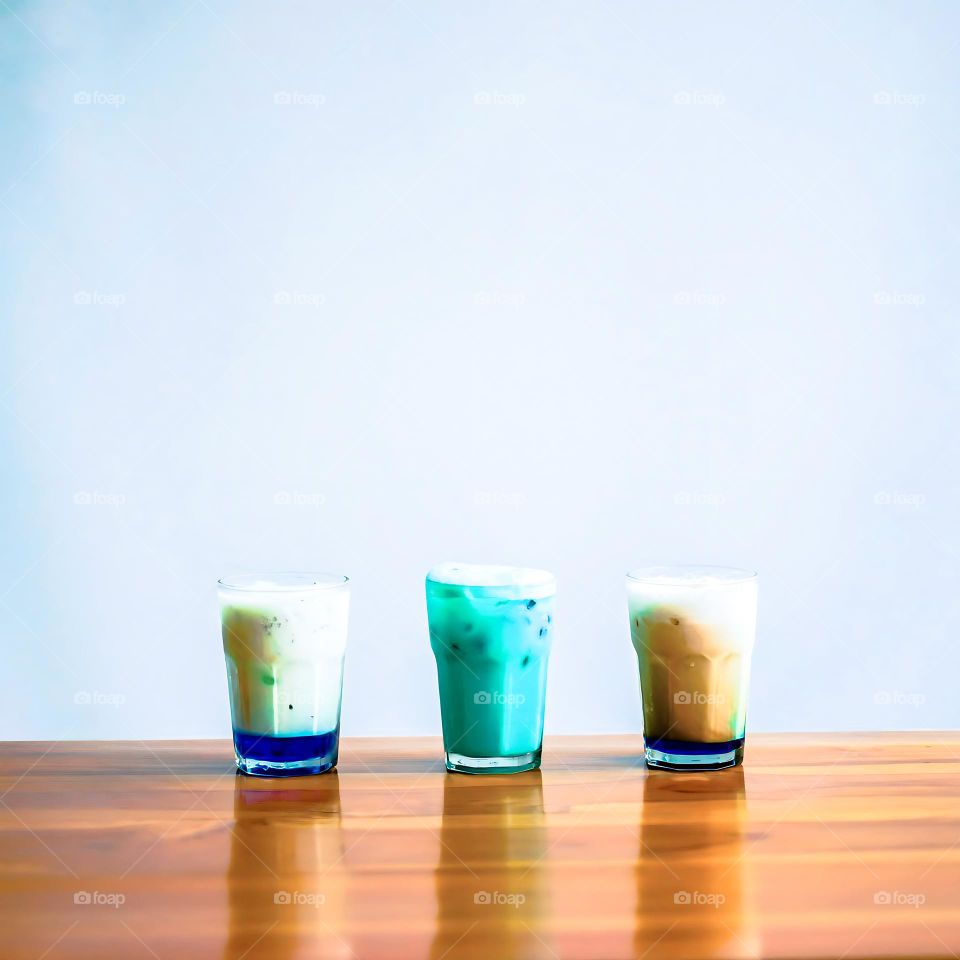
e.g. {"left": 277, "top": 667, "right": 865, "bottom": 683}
{"left": 219, "top": 572, "right": 349, "bottom": 776}
{"left": 627, "top": 565, "right": 757, "bottom": 770}
{"left": 427, "top": 562, "right": 556, "bottom": 774}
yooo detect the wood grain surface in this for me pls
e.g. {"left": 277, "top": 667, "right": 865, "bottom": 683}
{"left": 0, "top": 734, "right": 958, "bottom": 959}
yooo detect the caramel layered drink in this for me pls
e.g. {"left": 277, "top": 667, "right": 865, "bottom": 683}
{"left": 627, "top": 566, "right": 758, "bottom": 770}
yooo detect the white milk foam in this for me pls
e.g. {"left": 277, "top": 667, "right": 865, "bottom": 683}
{"left": 428, "top": 561, "right": 555, "bottom": 591}
{"left": 626, "top": 571, "right": 757, "bottom": 652}
{"left": 219, "top": 583, "right": 349, "bottom": 734}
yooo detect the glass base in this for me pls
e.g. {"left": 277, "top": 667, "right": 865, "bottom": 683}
{"left": 445, "top": 749, "right": 541, "bottom": 775}
{"left": 644, "top": 736, "right": 744, "bottom": 771}
{"left": 236, "top": 754, "right": 337, "bottom": 777}
{"left": 233, "top": 729, "right": 339, "bottom": 778}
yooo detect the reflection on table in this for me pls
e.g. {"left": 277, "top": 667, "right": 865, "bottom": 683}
{"left": 636, "top": 765, "right": 759, "bottom": 959}
{"left": 225, "top": 772, "right": 348, "bottom": 960}
{"left": 430, "top": 771, "right": 553, "bottom": 960}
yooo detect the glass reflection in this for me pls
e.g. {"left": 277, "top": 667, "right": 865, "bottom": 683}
{"left": 224, "top": 772, "right": 347, "bottom": 960}
{"left": 636, "top": 766, "right": 759, "bottom": 959}
{"left": 430, "top": 771, "right": 553, "bottom": 960}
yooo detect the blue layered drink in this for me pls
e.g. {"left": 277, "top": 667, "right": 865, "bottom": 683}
{"left": 427, "top": 562, "right": 556, "bottom": 774}
{"left": 219, "top": 573, "right": 349, "bottom": 776}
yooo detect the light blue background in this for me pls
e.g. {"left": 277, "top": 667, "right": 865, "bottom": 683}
{"left": 3, "top": 1, "right": 958, "bottom": 739}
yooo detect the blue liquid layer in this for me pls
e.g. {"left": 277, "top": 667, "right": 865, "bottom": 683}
{"left": 234, "top": 727, "right": 340, "bottom": 763}
{"left": 644, "top": 736, "right": 744, "bottom": 756}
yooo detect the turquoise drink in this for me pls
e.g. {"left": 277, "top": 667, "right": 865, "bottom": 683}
{"left": 426, "top": 563, "right": 556, "bottom": 774}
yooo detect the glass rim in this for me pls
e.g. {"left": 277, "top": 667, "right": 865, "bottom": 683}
{"left": 426, "top": 561, "right": 556, "bottom": 592}
{"left": 625, "top": 564, "right": 757, "bottom": 586}
{"left": 218, "top": 571, "right": 349, "bottom": 592}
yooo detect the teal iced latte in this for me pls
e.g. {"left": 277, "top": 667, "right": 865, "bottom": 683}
{"left": 426, "top": 562, "right": 556, "bottom": 774}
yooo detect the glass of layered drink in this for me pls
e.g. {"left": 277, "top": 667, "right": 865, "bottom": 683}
{"left": 427, "top": 562, "right": 556, "bottom": 774}
{"left": 219, "top": 573, "right": 349, "bottom": 776}
{"left": 626, "top": 566, "right": 757, "bottom": 770}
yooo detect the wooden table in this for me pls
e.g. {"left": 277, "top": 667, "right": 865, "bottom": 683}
{"left": 1, "top": 734, "right": 958, "bottom": 959}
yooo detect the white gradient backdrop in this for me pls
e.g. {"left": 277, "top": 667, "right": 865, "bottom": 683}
{"left": 3, "top": 1, "right": 959, "bottom": 739}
